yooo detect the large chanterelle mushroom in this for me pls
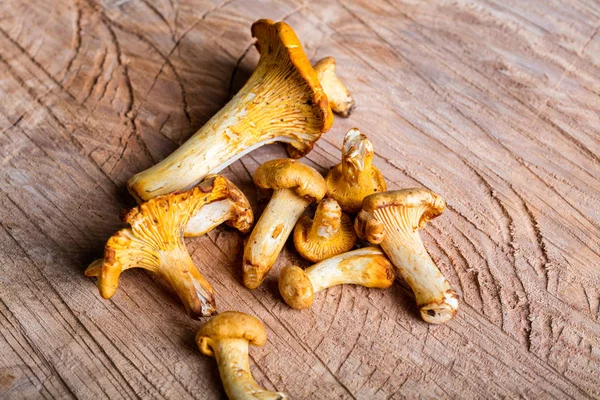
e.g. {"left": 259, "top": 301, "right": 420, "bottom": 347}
{"left": 355, "top": 189, "right": 459, "bottom": 324}
{"left": 128, "top": 19, "right": 335, "bottom": 201}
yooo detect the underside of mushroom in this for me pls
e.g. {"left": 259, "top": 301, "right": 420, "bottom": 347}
{"left": 128, "top": 19, "right": 333, "bottom": 201}
{"left": 293, "top": 198, "right": 356, "bottom": 262}
{"left": 185, "top": 176, "right": 253, "bottom": 236}
{"left": 86, "top": 175, "right": 237, "bottom": 318}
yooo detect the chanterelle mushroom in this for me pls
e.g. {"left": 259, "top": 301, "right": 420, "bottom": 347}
{"left": 279, "top": 247, "right": 394, "bottom": 310}
{"left": 128, "top": 19, "right": 333, "bottom": 201}
{"left": 243, "top": 159, "right": 326, "bottom": 289}
{"left": 313, "top": 57, "right": 355, "bottom": 117}
{"left": 197, "top": 311, "right": 287, "bottom": 400}
{"left": 87, "top": 176, "right": 251, "bottom": 289}
{"left": 325, "top": 128, "right": 386, "bottom": 214}
{"left": 85, "top": 175, "right": 239, "bottom": 318}
{"left": 355, "top": 189, "right": 459, "bottom": 324}
{"left": 185, "top": 176, "right": 253, "bottom": 237}
{"left": 293, "top": 198, "right": 356, "bottom": 262}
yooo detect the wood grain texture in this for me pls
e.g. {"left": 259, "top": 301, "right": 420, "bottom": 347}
{"left": 0, "top": 0, "right": 599, "bottom": 398}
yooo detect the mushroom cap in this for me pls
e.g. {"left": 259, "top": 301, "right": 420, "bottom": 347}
{"left": 253, "top": 159, "right": 327, "bottom": 202}
{"left": 184, "top": 175, "right": 254, "bottom": 236}
{"left": 196, "top": 311, "right": 267, "bottom": 356}
{"left": 279, "top": 266, "right": 314, "bottom": 310}
{"left": 251, "top": 19, "right": 333, "bottom": 158}
{"left": 314, "top": 56, "right": 336, "bottom": 71}
{"left": 326, "top": 165, "right": 386, "bottom": 214}
{"left": 120, "top": 175, "right": 234, "bottom": 228}
{"left": 361, "top": 188, "right": 446, "bottom": 229}
{"left": 325, "top": 128, "right": 386, "bottom": 214}
{"left": 223, "top": 179, "right": 253, "bottom": 233}
{"left": 354, "top": 213, "right": 386, "bottom": 244}
{"left": 293, "top": 199, "right": 357, "bottom": 262}
{"left": 313, "top": 57, "right": 355, "bottom": 118}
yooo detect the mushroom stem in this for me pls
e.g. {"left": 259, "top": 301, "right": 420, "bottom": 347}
{"left": 279, "top": 248, "right": 394, "bottom": 310}
{"left": 243, "top": 189, "right": 310, "bottom": 289}
{"left": 203, "top": 338, "right": 285, "bottom": 400}
{"left": 308, "top": 198, "right": 342, "bottom": 241}
{"left": 185, "top": 200, "right": 238, "bottom": 237}
{"left": 341, "top": 128, "right": 373, "bottom": 185}
{"left": 158, "top": 248, "right": 216, "bottom": 318}
{"left": 374, "top": 206, "right": 458, "bottom": 323}
{"left": 306, "top": 248, "right": 393, "bottom": 292}
{"left": 128, "top": 91, "right": 299, "bottom": 201}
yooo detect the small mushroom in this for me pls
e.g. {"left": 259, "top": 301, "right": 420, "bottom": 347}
{"left": 196, "top": 311, "right": 287, "bottom": 400}
{"left": 243, "top": 159, "right": 326, "bottom": 289}
{"left": 185, "top": 176, "right": 253, "bottom": 237}
{"left": 128, "top": 19, "right": 334, "bottom": 201}
{"left": 85, "top": 175, "right": 238, "bottom": 318}
{"left": 325, "top": 128, "right": 386, "bottom": 214}
{"left": 279, "top": 247, "right": 394, "bottom": 310}
{"left": 313, "top": 57, "right": 355, "bottom": 117}
{"left": 355, "top": 189, "right": 459, "bottom": 324}
{"left": 293, "top": 198, "right": 356, "bottom": 262}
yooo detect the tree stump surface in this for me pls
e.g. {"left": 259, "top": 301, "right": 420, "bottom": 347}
{"left": 1, "top": 0, "right": 599, "bottom": 398}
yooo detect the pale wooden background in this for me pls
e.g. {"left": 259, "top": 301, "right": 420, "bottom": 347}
{"left": 1, "top": 0, "right": 599, "bottom": 398}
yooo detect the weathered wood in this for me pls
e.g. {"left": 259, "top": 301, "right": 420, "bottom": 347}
{"left": 1, "top": 0, "right": 599, "bottom": 398}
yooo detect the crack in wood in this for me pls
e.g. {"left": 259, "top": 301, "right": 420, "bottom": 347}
{"left": 1, "top": 0, "right": 599, "bottom": 397}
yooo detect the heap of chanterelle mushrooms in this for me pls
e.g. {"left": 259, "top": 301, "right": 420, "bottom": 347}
{"left": 85, "top": 17, "right": 460, "bottom": 400}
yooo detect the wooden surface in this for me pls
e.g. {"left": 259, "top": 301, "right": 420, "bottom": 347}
{"left": 0, "top": 0, "right": 599, "bottom": 398}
